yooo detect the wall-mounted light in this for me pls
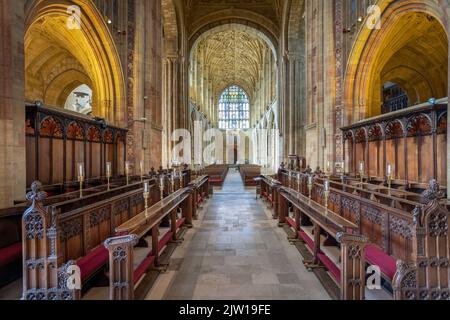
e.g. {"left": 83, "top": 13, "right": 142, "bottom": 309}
{"left": 428, "top": 98, "right": 437, "bottom": 105}
{"left": 357, "top": 16, "right": 364, "bottom": 22}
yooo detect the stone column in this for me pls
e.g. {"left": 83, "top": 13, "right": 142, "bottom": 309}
{"left": 0, "top": 0, "right": 26, "bottom": 208}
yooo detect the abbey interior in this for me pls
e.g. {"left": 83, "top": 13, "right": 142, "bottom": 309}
{"left": 0, "top": 0, "right": 449, "bottom": 302}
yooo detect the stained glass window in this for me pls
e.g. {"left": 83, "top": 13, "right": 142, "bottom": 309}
{"left": 218, "top": 86, "right": 250, "bottom": 130}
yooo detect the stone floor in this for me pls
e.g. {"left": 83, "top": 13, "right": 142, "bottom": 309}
{"left": 156, "top": 169, "right": 330, "bottom": 300}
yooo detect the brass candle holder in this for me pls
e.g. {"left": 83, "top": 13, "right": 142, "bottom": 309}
{"left": 125, "top": 161, "right": 130, "bottom": 185}
{"left": 143, "top": 180, "right": 150, "bottom": 211}
{"left": 171, "top": 172, "right": 175, "bottom": 193}
{"left": 324, "top": 180, "right": 330, "bottom": 211}
{"left": 77, "top": 162, "right": 85, "bottom": 198}
{"left": 159, "top": 176, "right": 165, "bottom": 200}
{"left": 307, "top": 175, "right": 313, "bottom": 199}
{"left": 106, "top": 162, "right": 112, "bottom": 191}
{"left": 78, "top": 175, "right": 84, "bottom": 198}
{"left": 288, "top": 171, "right": 293, "bottom": 189}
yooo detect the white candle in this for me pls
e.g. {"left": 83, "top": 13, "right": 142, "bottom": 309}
{"left": 308, "top": 175, "right": 313, "bottom": 185}
{"left": 326, "top": 161, "right": 331, "bottom": 171}
{"left": 78, "top": 162, "right": 84, "bottom": 178}
{"left": 359, "top": 161, "right": 364, "bottom": 173}
{"left": 106, "top": 162, "right": 112, "bottom": 177}
{"left": 387, "top": 164, "right": 393, "bottom": 176}
{"left": 160, "top": 176, "right": 164, "bottom": 186}
{"left": 125, "top": 161, "right": 130, "bottom": 175}
{"left": 324, "top": 180, "right": 330, "bottom": 192}
{"left": 144, "top": 181, "right": 149, "bottom": 193}
{"left": 140, "top": 161, "right": 144, "bottom": 175}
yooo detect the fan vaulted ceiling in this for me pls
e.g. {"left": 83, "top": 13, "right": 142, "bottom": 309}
{"left": 192, "top": 24, "right": 273, "bottom": 100}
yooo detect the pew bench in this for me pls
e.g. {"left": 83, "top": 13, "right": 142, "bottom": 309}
{"left": 278, "top": 169, "right": 450, "bottom": 300}
{"left": 204, "top": 165, "right": 228, "bottom": 186}
{"left": 104, "top": 186, "right": 195, "bottom": 299}
{"left": 277, "top": 186, "right": 367, "bottom": 300}
{"left": 239, "top": 165, "right": 261, "bottom": 186}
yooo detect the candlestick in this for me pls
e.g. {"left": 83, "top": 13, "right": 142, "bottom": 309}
{"left": 387, "top": 164, "right": 393, "bottom": 190}
{"left": 171, "top": 172, "right": 175, "bottom": 193}
{"left": 159, "top": 175, "right": 165, "bottom": 200}
{"left": 77, "top": 162, "right": 84, "bottom": 198}
{"left": 307, "top": 175, "right": 313, "bottom": 199}
{"left": 297, "top": 172, "right": 301, "bottom": 192}
{"left": 106, "top": 162, "right": 112, "bottom": 190}
{"left": 125, "top": 161, "right": 130, "bottom": 185}
{"left": 359, "top": 161, "right": 365, "bottom": 185}
{"left": 324, "top": 179, "right": 330, "bottom": 210}
{"left": 143, "top": 180, "right": 150, "bottom": 211}
{"left": 326, "top": 161, "right": 331, "bottom": 176}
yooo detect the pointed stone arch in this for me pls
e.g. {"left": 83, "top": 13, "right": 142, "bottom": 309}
{"left": 24, "top": 0, "right": 126, "bottom": 125}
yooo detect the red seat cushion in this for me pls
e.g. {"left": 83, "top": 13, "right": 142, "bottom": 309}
{"left": 209, "top": 178, "right": 223, "bottom": 183}
{"left": 0, "top": 243, "right": 22, "bottom": 266}
{"left": 176, "top": 218, "right": 185, "bottom": 230}
{"left": 286, "top": 217, "right": 297, "bottom": 230}
{"left": 318, "top": 252, "right": 341, "bottom": 282}
{"left": 77, "top": 246, "right": 109, "bottom": 281}
{"left": 365, "top": 244, "right": 397, "bottom": 280}
{"left": 198, "top": 195, "right": 203, "bottom": 204}
{"left": 133, "top": 255, "right": 155, "bottom": 285}
{"left": 158, "top": 231, "right": 174, "bottom": 251}
{"left": 299, "top": 230, "right": 317, "bottom": 252}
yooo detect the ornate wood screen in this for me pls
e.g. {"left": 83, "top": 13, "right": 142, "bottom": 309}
{"left": 341, "top": 100, "right": 447, "bottom": 188}
{"left": 25, "top": 103, "right": 127, "bottom": 187}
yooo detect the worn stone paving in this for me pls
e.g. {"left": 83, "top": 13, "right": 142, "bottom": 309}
{"left": 163, "top": 170, "right": 330, "bottom": 300}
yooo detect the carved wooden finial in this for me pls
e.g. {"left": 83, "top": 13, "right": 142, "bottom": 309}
{"left": 26, "top": 181, "right": 47, "bottom": 205}
{"left": 421, "top": 179, "right": 445, "bottom": 202}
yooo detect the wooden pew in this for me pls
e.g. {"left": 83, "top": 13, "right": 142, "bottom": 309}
{"left": 20, "top": 169, "right": 191, "bottom": 299}
{"left": 0, "top": 207, "right": 25, "bottom": 288}
{"left": 277, "top": 186, "right": 368, "bottom": 300}
{"left": 204, "top": 165, "right": 228, "bottom": 186}
{"left": 189, "top": 175, "right": 210, "bottom": 217}
{"left": 239, "top": 165, "right": 261, "bottom": 186}
{"left": 1, "top": 177, "right": 156, "bottom": 290}
{"left": 104, "top": 186, "right": 196, "bottom": 300}
{"left": 260, "top": 175, "right": 281, "bottom": 218}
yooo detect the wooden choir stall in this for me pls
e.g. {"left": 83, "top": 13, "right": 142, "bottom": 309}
{"left": 265, "top": 165, "right": 450, "bottom": 300}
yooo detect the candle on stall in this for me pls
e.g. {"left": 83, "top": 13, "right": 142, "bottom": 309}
{"left": 387, "top": 164, "right": 393, "bottom": 176}
{"left": 140, "top": 161, "right": 144, "bottom": 175}
{"left": 78, "top": 162, "right": 84, "bottom": 177}
{"left": 342, "top": 161, "right": 345, "bottom": 173}
{"left": 106, "top": 162, "right": 112, "bottom": 177}
{"left": 144, "top": 180, "right": 149, "bottom": 193}
{"left": 160, "top": 176, "right": 164, "bottom": 186}
{"left": 125, "top": 161, "right": 130, "bottom": 175}
{"left": 326, "top": 161, "right": 331, "bottom": 172}
{"left": 324, "top": 179, "right": 330, "bottom": 192}
{"left": 308, "top": 175, "right": 313, "bottom": 185}
{"left": 359, "top": 161, "right": 364, "bottom": 172}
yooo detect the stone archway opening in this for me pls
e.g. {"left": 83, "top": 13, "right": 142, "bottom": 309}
{"left": 24, "top": 0, "right": 126, "bottom": 125}
{"left": 345, "top": 2, "right": 448, "bottom": 123}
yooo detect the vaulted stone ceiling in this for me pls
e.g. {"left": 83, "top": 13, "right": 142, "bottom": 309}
{"left": 185, "top": 0, "right": 282, "bottom": 24}
{"left": 193, "top": 25, "right": 271, "bottom": 99}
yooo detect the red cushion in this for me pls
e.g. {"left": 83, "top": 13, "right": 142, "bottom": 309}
{"left": 365, "top": 244, "right": 397, "bottom": 280}
{"left": 133, "top": 255, "right": 155, "bottom": 285}
{"left": 0, "top": 243, "right": 22, "bottom": 266}
{"left": 198, "top": 196, "right": 203, "bottom": 204}
{"left": 299, "top": 230, "right": 317, "bottom": 252}
{"left": 318, "top": 252, "right": 341, "bottom": 282}
{"left": 268, "top": 195, "right": 273, "bottom": 202}
{"left": 286, "top": 217, "right": 297, "bottom": 230}
{"left": 77, "top": 246, "right": 108, "bottom": 281}
{"left": 209, "top": 178, "right": 223, "bottom": 183}
{"left": 158, "top": 231, "right": 174, "bottom": 251}
{"left": 176, "top": 218, "right": 186, "bottom": 230}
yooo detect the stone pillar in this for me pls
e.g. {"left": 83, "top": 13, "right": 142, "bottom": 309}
{"left": 443, "top": 0, "right": 450, "bottom": 199}
{"left": 0, "top": 0, "right": 26, "bottom": 208}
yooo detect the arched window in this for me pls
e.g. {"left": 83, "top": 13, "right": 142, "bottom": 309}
{"left": 218, "top": 86, "right": 250, "bottom": 130}
{"left": 64, "top": 84, "right": 93, "bottom": 115}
